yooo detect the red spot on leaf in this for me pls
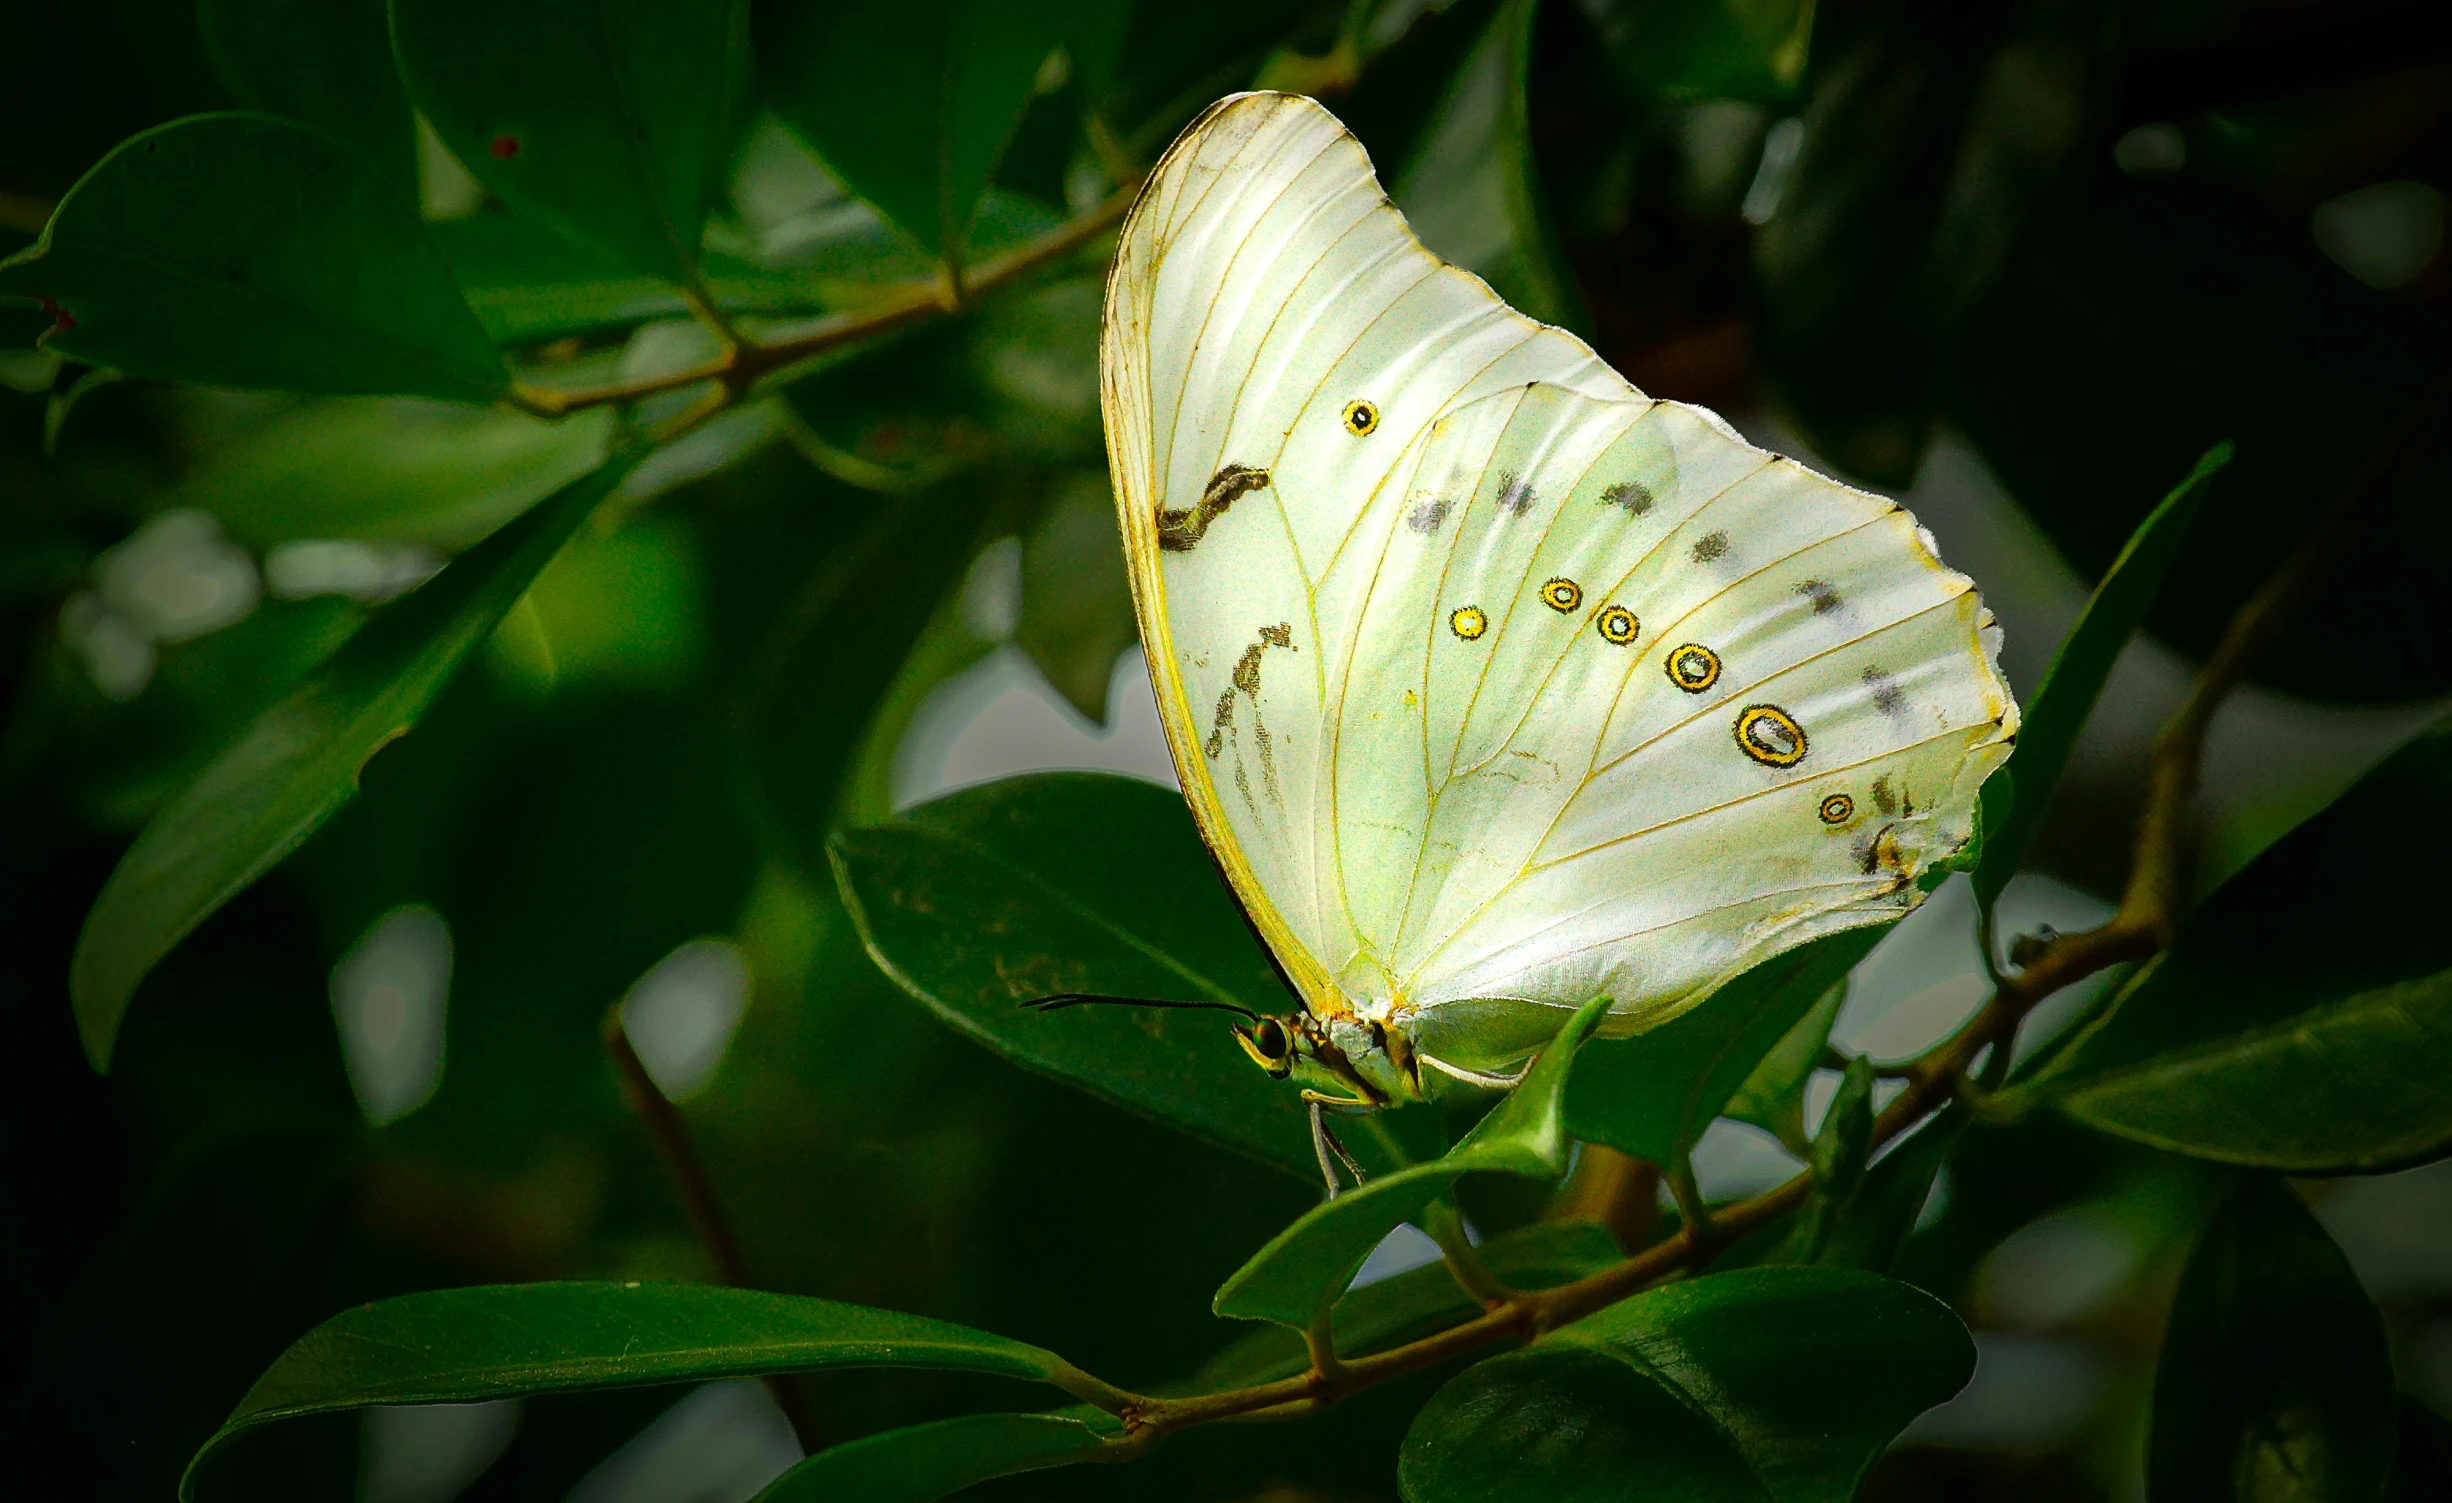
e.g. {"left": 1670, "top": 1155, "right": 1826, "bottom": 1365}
{"left": 489, "top": 134, "right": 522, "bottom": 160}
{"left": 37, "top": 297, "right": 74, "bottom": 335}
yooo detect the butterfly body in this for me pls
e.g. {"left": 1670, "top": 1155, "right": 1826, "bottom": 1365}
{"left": 1097, "top": 93, "right": 2018, "bottom": 1125}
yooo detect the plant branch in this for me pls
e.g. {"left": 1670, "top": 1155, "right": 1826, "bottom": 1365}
{"left": 601, "top": 1004, "right": 823, "bottom": 1451}
{"left": 509, "top": 189, "right": 1132, "bottom": 419}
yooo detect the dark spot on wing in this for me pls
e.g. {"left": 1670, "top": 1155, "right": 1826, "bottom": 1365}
{"left": 1797, "top": 579, "right": 1842, "bottom": 615}
{"left": 1210, "top": 624, "right": 1297, "bottom": 802}
{"left": 1496, "top": 471, "right": 1536, "bottom": 516}
{"left": 1407, "top": 498, "right": 1453, "bottom": 534}
{"left": 1601, "top": 480, "right": 1653, "bottom": 515}
{"left": 1159, "top": 464, "right": 1271, "bottom": 551}
{"left": 1691, "top": 530, "right": 1730, "bottom": 563}
{"left": 1863, "top": 665, "right": 1907, "bottom": 718}
{"left": 1870, "top": 775, "right": 1898, "bottom": 816}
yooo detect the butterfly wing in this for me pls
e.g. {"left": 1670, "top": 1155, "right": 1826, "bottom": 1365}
{"left": 1101, "top": 91, "right": 1621, "bottom": 1019}
{"left": 1337, "top": 382, "right": 2016, "bottom": 1066}
{"left": 1102, "top": 93, "right": 2017, "bottom": 1055}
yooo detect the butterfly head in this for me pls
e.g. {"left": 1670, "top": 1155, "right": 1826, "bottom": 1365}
{"left": 1232, "top": 1007, "right": 1424, "bottom": 1106}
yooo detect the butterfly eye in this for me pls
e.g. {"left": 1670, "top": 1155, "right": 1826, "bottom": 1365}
{"left": 1255, "top": 1018, "right": 1289, "bottom": 1059}
{"left": 1342, "top": 400, "right": 1379, "bottom": 436}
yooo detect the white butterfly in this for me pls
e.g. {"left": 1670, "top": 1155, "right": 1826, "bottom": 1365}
{"left": 1091, "top": 92, "right": 2017, "bottom": 1153}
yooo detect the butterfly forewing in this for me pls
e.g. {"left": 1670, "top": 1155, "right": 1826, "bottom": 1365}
{"left": 1103, "top": 92, "right": 2017, "bottom": 1053}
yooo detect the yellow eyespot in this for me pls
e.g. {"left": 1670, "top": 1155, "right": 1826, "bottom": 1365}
{"left": 1342, "top": 399, "right": 1379, "bottom": 436}
{"left": 1737, "top": 705, "right": 1808, "bottom": 767}
{"left": 1450, "top": 605, "right": 1487, "bottom": 640}
{"left": 1595, "top": 605, "right": 1638, "bottom": 645}
{"left": 1541, "top": 577, "right": 1582, "bottom": 613}
{"left": 1666, "top": 643, "right": 1721, "bottom": 692}
{"left": 1819, "top": 794, "right": 1854, "bottom": 825}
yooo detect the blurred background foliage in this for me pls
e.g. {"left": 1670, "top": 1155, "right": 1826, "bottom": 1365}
{"left": 1, "top": 0, "right": 2446, "bottom": 1499}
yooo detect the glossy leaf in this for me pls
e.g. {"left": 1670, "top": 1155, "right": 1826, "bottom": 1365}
{"left": 0, "top": 114, "right": 505, "bottom": 401}
{"left": 1400, "top": 1267, "right": 1975, "bottom": 1503}
{"left": 1723, "top": 972, "right": 1846, "bottom": 1155}
{"left": 1574, "top": 0, "right": 1817, "bottom": 103}
{"left": 2034, "top": 715, "right": 2452, "bottom": 1172}
{"left": 428, "top": 208, "right": 831, "bottom": 345}
{"left": 2149, "top": 1178, "right": 2396, "bottom": 1503}
{"left": 1212, "top": 993, "right": 1615, "bottom": 1330}
{"left": 753, "top": 1410, "right": 1119, "bottom": 1503}
{"left": 71, "top": 450, "right": 638, "bottom": 1068}
{"left": 831, "top": 772, "right": 1319, "bottom": 1175}
{"left": 1810, "top": 1110, "right": 1960, "bottom": 1273}
{"left": 1973, "top": 443, "right": 2231, "bottom": 907}
{"left": 198, "top": 0, "right": 417, "bottom": 184}
{"left": 184, "top": 1282, "right": 1089, "bottom": 1499}
{"left": 179, "top": 398, "right": 614, "bottom": 549}
{"left": 393, "top": 0, "right": 748, "bottom": 289}
{"left": 1566, "top": 926, "right": 1888, "bottom": 1167}
{"left": 1190, "top": 1220, "right": 1625, "bottom": 1393}
{"left": 1391, "top": 0, "right": 1587, "bottom": 332}
{"left": 762, "top": 0, "right": 1075, "bottom": 264}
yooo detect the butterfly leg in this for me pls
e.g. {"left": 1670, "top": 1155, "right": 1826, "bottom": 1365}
{"left": 1418, "top": 1053, "right": 1533, "bottom": 1091}
{"left": 1302, "top": 1091, "right": 1377, "bottom": 1198}
{"left": 1307, "top": 1099, "right": 1343, "bottom": 1197}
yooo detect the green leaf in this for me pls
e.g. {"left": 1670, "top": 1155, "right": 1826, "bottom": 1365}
{"left": 829, "top": 772, "right": 1320, "bottom": 1175}
{"left": 1566, "top": 926, "right": 1889, "bottom": 1167}
{"left": 426, "top": 206, "right": 831, "bottom": 350}
{"left": 2031, "top": 714, "right": 2452, "bottom": 1172}
{"left": 392, "top": 0, "right": 750, "bottom": 288}
{"left": 1575, "top": 0, "right": 1818, "bottom": 103}
{"left": 1809, "top": 1054, "right": 1876, "bottom": 1202}
{"left": 1189, "top": 1220, "right": 1625, "bottom": 1393}
{"left": 1722, "top": 973, "right": 1847, "bottom": 1155}
{"left": 1810, "top": 1110, "right": 1960, "bottom": 1273}
{"left": 0, "top": 114, "right": 506, "bottom": 401}
{"left": 1405, "top": 1345, "right": 1770, "bottom": 1502}
{"left": 199, "top": 0, "right": 418, "bottom": 185}
{"left": 70, "top": 449, "right": 638, "bottom": 1069}
{"left": 1212, "top": 993, "right": 1615, "bottom": 1330}
{"left": 752, "top": 1411, "right": 1122, "bottom": 1503}
{"left": 1399, "top": 1267, "right": 1974, "bottom": 1503}
{"left": 762, "top": 0, "right": 1076, "bottom": 264}
{"left": 183, "top": 1282, "right": 1095, "bottom": 1500}
{"left": 1973, "top": 443, "right": 2231, "bottom": 907}
{"left": 1790, "top": 1052, "right": 1875, "bottom": 1260}
{"left": 1392, "top": 0, "right": 1588, "bottom": 333}
{"left": 2148, "top": 1178, "right": 2396, "bottom": 1503}
{"left": 178, "top": 397, "right": 614, "bottom": 549}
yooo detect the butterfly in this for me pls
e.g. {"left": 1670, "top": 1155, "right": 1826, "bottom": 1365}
{"left": 1067, "top": 91, "right": 2017, "bottom": 1184}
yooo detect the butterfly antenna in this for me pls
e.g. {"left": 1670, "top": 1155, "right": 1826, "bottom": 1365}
{"left": 1018, "top": 993, "right": 1263, "bottom": 1023}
